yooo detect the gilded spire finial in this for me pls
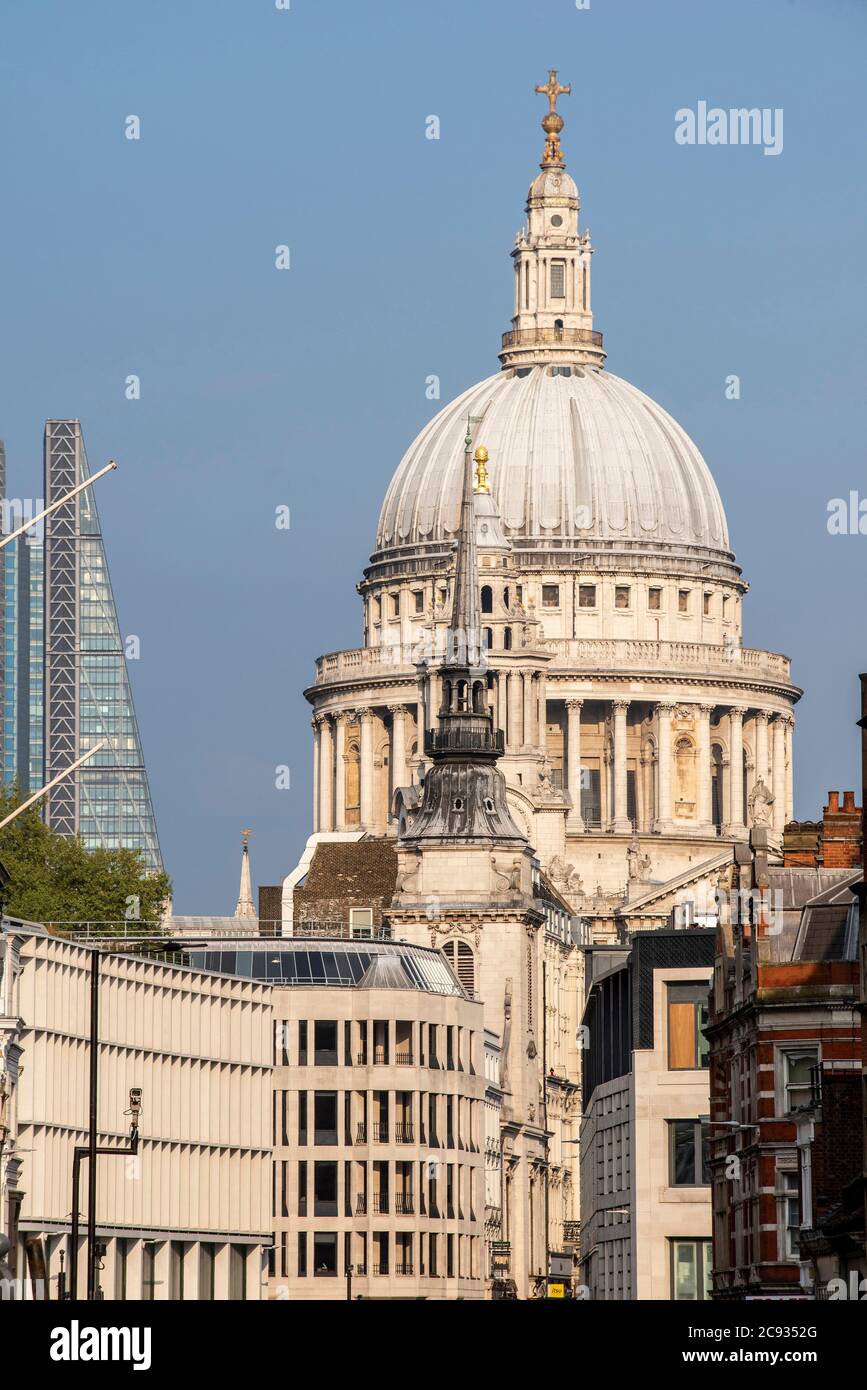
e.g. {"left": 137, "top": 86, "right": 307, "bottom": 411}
{"left": 535, "top": 69, "right": 571, "bottom": 167}
{"left": 242, "top": 827, "right": 252, "bottom": 849}
{"left": 473, "top": 445, "right": 491, "bottom": 495}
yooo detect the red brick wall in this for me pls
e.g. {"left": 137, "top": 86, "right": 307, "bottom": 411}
{"left": 811, "top": 1072, "right": 863, "bottom": 1224}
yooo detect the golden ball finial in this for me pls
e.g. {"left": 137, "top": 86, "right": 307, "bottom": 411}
{"left": 473, "top": 445, "right": 489, "bottom": 464}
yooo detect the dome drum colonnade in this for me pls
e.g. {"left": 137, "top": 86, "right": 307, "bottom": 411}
{"left": 309, "top": 685, "right": 794, "bottom": 842}
{"left": 305, "top": 70, "right": 800, "bottom": 880}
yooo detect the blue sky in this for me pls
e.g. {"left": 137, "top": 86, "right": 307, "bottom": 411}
{"left": 1, "top": 0, "right": 865, "bottom": 910}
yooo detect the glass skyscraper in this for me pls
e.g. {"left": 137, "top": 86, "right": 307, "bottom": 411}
{"left": 1, "top": 421, "right": 163, "bottom": 872}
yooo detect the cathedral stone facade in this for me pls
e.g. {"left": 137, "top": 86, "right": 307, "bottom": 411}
{"left": 294, "top": 75, "right": 801, "bottom": 1296}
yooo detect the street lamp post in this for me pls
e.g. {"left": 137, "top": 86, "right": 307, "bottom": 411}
{"left": 68, "top": 949, "right": 142, "bottom": 1301}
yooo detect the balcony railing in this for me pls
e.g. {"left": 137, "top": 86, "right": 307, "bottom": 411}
{"left": 373, "top": 1263, "right": 389, "bottom": 1276}
{"left": 395, "top": 1053, "right": 414, "bottom": 1066}
{"left": 501, "top": 326, "right": 605, "bottom": 351}
{"left": 373, "top": 1048, "right": 388, "bottom": 1065}
{"left": 394, "top": 1194, "right": 415, "bottom": 1214}
{"left": 372, "top": 1194, "right": 389, "bottom": 1214}
{"left": 372, "top": 1123, "right": 389, "bottom": 1142}
{"left": 355, "top": 1195, "right": 367, "bottom": 1215}
{"left": 395, "top": 1123, "right": 414, "bottom": 1143}
{"left": 424, "top": 726, "right": 504, "bottom": 757}
{"left": 355, "top": 1123, "right": 367, "bottom": 1143}
{"left": 395, "top": 1262, "right": 414, "bottom": 1276}
{"left": 356, "top": 1053, "right": 368, "bottom": 1066}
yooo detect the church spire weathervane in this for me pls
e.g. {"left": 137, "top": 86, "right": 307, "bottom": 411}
{"left": 535, "top": 69, "right": 571, "bottom": 167}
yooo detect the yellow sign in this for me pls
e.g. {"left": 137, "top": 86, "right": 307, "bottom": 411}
{"left": 548, "top": 1282, "right": 566, "bottom": 1299}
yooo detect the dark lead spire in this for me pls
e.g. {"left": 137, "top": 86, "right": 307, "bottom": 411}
{"left": 399, "top": 436, "right": 526, "bottom": 847}
{"left": 443, "top": 422, "right": 483, "bottom": 677}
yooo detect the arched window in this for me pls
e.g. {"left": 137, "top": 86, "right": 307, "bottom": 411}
{"left": 481, "top": 585, "right": 493, "bottom": 614}
{"left": 503, "top": 627, "right": 512, "bottom": 651}
{"left": 442, "top": 940, "right": 475, "bottom": 997}
{"left": 483, "top": 627, "right": 493, "bottom": 650}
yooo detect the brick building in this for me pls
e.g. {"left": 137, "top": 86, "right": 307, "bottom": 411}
{"left": 291, "top": 839, "right": 398, "bottom": 939}
{"left": 707, "top": 823, "right": 863, "bottom": 1299}
{"left": 783, "top": 790, "right": 862, "bottom": 870}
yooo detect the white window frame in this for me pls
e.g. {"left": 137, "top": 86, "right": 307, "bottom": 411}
{"left": 775, "top": 1044, "right": 820, "bottom": 1116}
{"left": 775, "top": 1158, "right": 801, "bottom": 1262}
{"left": 349, "top": 908, "right": 374, "bottom": 939}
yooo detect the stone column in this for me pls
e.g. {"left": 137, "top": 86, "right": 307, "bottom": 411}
{"left": 360, "top": 709, "right": 376, "bottom": 829}
{"left": 726, "top": 708, "right": 746, "bottom": 837}
{"left": 523, "top": 672, "right": 535, "bottom": 749}
{"left": 566, "top": 698, "right": 584, "bottom": 831}
{"left": 772, "top": 716, "right": 787, "bottom": 832}
{"left": 416, "top": 682, "right": 426, "bottom": 759}
{"left": 334, "top": 711, "right": 349, "bottom": 831}
{"left": 785, "top": 717, "right": 794, "bottom": 823}
{"left": 610, "top": 699, "right": 631, "bottom": 833}
{"left": 696, "top": 704, "right": 714, "bottom": 831}
{"left": 754, "top": 711, "right": 769, "bottom": 787}
{"left": 312, "top": 717, "right": 320, "bottom": 832}
{"left": 537, "top": 676, "right": 547, "bottom": 753}
{"left": 318, "top": 715, "right": 334, "bottom": 832}
{"left": 390, "top": 705, "right": 407, "bottom": 794}
{"left": 654, "top": 703, "right": 674, "bottom": 832}
{"left": 508, "top": 671, "right": 522, "bottom": 750}
{"left": 496, "top": 671, "right": 508, "bottom": 737}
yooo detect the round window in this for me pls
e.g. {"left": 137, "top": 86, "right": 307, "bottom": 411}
{"left": 453, "top": 798, "right": 464, "bottom": 812}
{"left": 551, "top": 214, "right": 563, "bottom": 227}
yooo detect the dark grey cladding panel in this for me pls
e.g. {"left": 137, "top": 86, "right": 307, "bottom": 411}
{"left": 631, "top": 928, "right": 716, "bottom": 1052}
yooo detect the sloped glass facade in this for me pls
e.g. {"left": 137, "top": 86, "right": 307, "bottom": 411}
{"left": 1, "top": 421, "right": 162, "bottom": 872}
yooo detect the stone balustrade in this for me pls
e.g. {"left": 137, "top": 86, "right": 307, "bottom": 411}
{"left": 312, "top": 639, "right": 792, "bottom": 689}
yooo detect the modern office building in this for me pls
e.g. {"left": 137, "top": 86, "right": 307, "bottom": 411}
{"left": 1, "top": 420, "right": 162, "bottom": 870}
{"left": 242, "top": 936, "right": 489, "bottom": 1300}
{"left": 0, "top": 921, "right": 273, "bottom": 1299}
{"left": 579, "top": 929, "right": 715, "bottom": 1300}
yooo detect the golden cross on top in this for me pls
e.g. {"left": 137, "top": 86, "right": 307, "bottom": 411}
{"left": 242, "top": 827, "right": 253, "bottom": 847}
{"left": 535, "top": 70, "right": 571, "bottom": 115}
